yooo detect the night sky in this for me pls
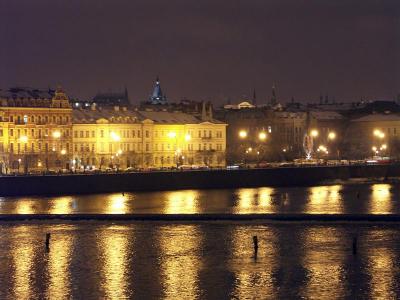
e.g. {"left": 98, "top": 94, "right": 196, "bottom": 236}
{"left": 0, "top": 0, "right": 399, "bottom": 105}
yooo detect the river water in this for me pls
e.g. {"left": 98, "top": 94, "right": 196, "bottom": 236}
{"left": 2, "top": 181, "right": 400, "bottom": 299}
{"left": 0, "top": 181, "right": 399, "bottom": 214}
{"left": 0, "top": 222, "right": 400, "bottom": 299}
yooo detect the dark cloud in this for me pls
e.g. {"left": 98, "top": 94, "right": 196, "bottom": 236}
{"left": 0, "top": 0, "right": 399, "bottom": 104}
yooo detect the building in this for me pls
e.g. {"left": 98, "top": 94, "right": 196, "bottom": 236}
{"left": 91, "top": 88, "right": 130, "bottom": 107}
{"left": 0, "top": 87, "right": 72, "bottom": 173}
{"left": 72, "top": 105, "right": 227, "bottom": 170}
{"left": 343, "top": 113, "right": 400, "bottom": 159}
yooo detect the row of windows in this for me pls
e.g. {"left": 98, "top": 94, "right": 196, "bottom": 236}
{"left": 72, "top": 129, "right": 224, "bottom": 139}
{"left": 7, "top": 129, "right": 70, "bottom": 138}
{"left": 7, "top": 115, "right": 70, "bottom": 124}
{"left": 74, "top": 129, "right": 142, "bottom": 139}
{"left": 8, "top": 142, "right": 70, "bottom": 153}
{"left": 71, "top": 142, "right": 224, "bottom": 153}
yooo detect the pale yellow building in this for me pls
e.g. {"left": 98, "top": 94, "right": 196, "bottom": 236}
{"left": 0, "top": 87, "right": 72, "bottom": 173}
{"left": 72, "top": 107, "right": 227, "bottom": 169}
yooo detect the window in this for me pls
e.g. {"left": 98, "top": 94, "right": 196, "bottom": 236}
{"left": 39, "top": 129, "right": 42, "bottom": 138}
{"left": 38, "top": 116, "right": 42, "bottom": 123}
{"left": 146, "top": 143, "right": 149, "bottom": 151}
{"left": 198, "top": 131, "right": 201, "bottom": 138}
{"left": 10, "top": 116, "right": 13, "bottom": 122}
{"left": 0, "top": 129, "right": 3, "bottom": 137}
{"left": 53, "top": 116, "right": 56, "bottom": 123}
{"left": 132, "top": 130, "right": 135, "bottom": 138}
{"left": 31, "top": 129, "right": 34, "bottom": 137}
{"left": 145, "top": 130, "right": 149, "bottom": 138}
{"left": 80, "top": 131, "right": 83, "bottom": 138}
{"left": 30, "top": 116, "right": 34, "bottom": 123}
{"left": 92, "top": 131, "right": 95, "bottom": 138}
{"left": 38, "top": 143, "right": 41, "bottom": 151}
{"left": 9, "top": 129, "right": 13, "bottom": 137}
{"left": 100, "top": 130, "right": 104, "bottom": 138}
{"left": 10, "top": 143, "right": 13, "bottom": 152}
{"left": 138, "top": 130, "right": 141, "bottom": 138}
{"left": 45, "top": 116, "right": 49, "bottom": 123}
{"left": 86, "top": 131, "right": 89, "bottom": 138}
{"left": 74, "top": 144, "right": 78, "bottom": 152}
{"left": 209, "top": 130, "right": 212, "bottom": 137}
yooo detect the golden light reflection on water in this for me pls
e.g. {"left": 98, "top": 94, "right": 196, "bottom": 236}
{"left": 369, "top": 184, "right": 392, "bottom": 214}
{"left": 15, "top": 199, "right": 36, "bottom": 214}
{"left": 301, "top": 228, "right": 345, "bottom": 299}
{"left": 158, "top": 226, "right": 202, "bottom": 299}
{"left": 49, "top": 196, "right": 74, "bottom": 214}
{"left": 163, "top": 190, "right": 200, "bottom": 214}
{"left": 47, "top": 230, "right": 74, "bottom": 298}
{"left": 230, "top": 227, "right": 278, "bottom": 299}
{"left": 98, "top": 226, "right": 130, "bottom": 299}
{"left": 103, "top": 194, "right": 129, "bottom": 214}
{"left": 306, "top": 185, "right": 343, "bottom": 214}
{"left": 366, "top": 231, "right": 396, "bottom": 299}
{"left": 235, "top": 187, "right": 275, "bottom": 213}
{"left": 11, "top": 226, "right": 35, "bottom": 299}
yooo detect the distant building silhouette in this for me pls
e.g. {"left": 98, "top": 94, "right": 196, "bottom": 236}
{"left": 92, "top": 87, "right": 130, "bottom": 107}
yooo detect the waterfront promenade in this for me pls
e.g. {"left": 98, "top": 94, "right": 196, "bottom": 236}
{"left": 0, "top": 163, "right": 398, "bottom": 196}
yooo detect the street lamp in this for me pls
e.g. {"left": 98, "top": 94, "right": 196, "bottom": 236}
{"left": 110, "top": 131, "right": 121, "bottom": 142}
{"left": 310, "top": 129, "right": 319, "bottom": 137}
{"left": 258, "top": 132, "right": 267, "bottom": 141}
{"left": 52, "top": 131, "right": 61, "bottom": 139}
{"left": 328, "top": 132, "right": 336, "bottom": 140}
{"left": 373, "top": 129, "right": 385, "bottom": 139}
{"left": 239, "top": 130, "right": 247, "bottom": 139}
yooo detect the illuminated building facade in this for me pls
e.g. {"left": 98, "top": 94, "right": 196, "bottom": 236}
{"left": 0, "top": 87, "right": 72, "bottom": 173}
{"left": 72, "top": 106, "right": 227, "bottom": 169}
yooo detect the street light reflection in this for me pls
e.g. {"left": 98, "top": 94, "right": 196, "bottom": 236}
{"left": 164, "top": 190, "right": 199, "bottom": 214}
{"left": 369, "top": 184, "right": 391, "bottom": 214}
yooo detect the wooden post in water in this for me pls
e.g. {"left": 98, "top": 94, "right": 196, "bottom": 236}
{"left": 253, "top": 235, "right": 258, "bottom": 258}
{"left": 45, "top": 233, "right": 51, "bottom": 252}
{"left": 352, "top": 236, "right": 357, "bottom": 255}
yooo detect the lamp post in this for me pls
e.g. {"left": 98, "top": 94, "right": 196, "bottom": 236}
{"left": 19, "top": 135, "right": 28, "bottom": 174}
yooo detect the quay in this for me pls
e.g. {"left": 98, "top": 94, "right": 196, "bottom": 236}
{"left": 0, "top": 163, "right": 399, "bottom": 196}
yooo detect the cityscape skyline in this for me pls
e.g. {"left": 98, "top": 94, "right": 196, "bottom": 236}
{"left": 1, "top": 0, "right": 398, "bottom": 103}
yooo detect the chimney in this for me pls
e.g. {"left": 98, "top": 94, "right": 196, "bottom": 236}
{"left": 201, "top": 101, "right": 207, "bottom": 120}
{"left": 208, "top": 103, "right": 213, "bottom": 119}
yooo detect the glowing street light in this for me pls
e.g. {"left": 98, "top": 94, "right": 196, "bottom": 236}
{"left": 381, "top": 144, "right": 387, "bottom": 150}
{"left": 60, "top": 149, "right": 67, "bottom": 155}
{"left": 310, "top": 129, "right": 319, "bottom": 137}
{"left": 167, "top": 131, "right": 177, "bottom": 139}
{"left": 110, "top": 132, "right": 121, "bottom": 141}
{"left": 373, "top": 129, "right": 385, "bottom": 139}
{"left": 258, "top": 132, "right": 267, "bottom": 141}
{"left": 372, "top": 146, "right": 377, "bottom": 152}
{"left": 117, "top": 149, "right": 123, "bottom": 155}
{"left": 19, "top": 135, "right": 28, "bottom": 143}
{"left": 239, "top": 130, "right": 247, "bottom": 138}
{"left": 328, "top": 132, "right": 336, "bottom": 140}
{"left": 185, "top": 134, "right": 191, "bottom": 141}
{"left": 52, "top": 131, "right": 61, "bottom": 139}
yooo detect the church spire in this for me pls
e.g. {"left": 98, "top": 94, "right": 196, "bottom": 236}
{"left": 252, "top": 88, "right": 257, "bottom": 106}
{"left": 271, "top": 83, "right": 277, "bottom": 106}
{"left": 148, "top": 76, "right": 167, "bottom": 105}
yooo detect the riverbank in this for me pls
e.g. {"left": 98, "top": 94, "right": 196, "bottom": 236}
{"left": 0, "top": 163, "right": 398, "bottom": 196}
{"left": 2, "top": 213, "right": 400, "bottom": 222}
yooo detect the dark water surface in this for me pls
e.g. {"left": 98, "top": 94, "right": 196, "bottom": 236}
{"left": 1, "top": 181, "right": 400, "bottom": 215}
{"left": 0, "top": 222, "right": 400, "bottom": 299}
